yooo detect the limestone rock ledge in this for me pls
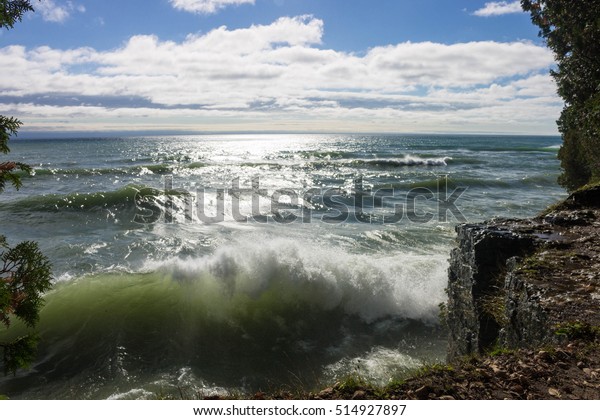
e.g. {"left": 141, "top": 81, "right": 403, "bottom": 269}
{"left": 447, "top": 185, "right": 600, "bottom": 360}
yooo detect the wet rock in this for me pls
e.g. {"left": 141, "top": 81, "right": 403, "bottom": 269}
{"left": 544, "top": 212, "right": 591, "bottom": 227}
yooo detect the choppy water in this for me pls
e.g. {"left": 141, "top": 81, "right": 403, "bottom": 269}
{"left": 0, "top": 134, "right": 565, "bottom": 399}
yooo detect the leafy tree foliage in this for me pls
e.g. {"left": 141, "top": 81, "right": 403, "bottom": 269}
{"left": 521, "top": 0, "right": 600, "bottom": 190}
{"left": 0, "top": 0, "right": 33, "bottom": 29}
{"left": 0, "top": 116, "right": 31, "bottom": 193}
{"left": 1, "top": 1, "right": 35, "bottom": 191}
{"left": 1, "top": 0, "right": 52, "bottom": 376}
{"left": 1, "top": 238, "right": 52, "bottom": 374}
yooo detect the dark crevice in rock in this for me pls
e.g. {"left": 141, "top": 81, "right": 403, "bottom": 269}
{"left": 447, "top": 222, "right": 537, "bottom": 359}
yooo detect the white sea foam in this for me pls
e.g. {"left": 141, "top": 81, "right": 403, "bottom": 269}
{"left": 323, "top": 347, "right": 423, "bottom": 386}
{"left": 107, "top": 388, "right": 154, "bottom": 400}
{"left": 349, "top": 155, "right": 452, "bottom": 167}
{"left": 394, "top": 155, "right": 452, "bottom": 166}
{"left": 143, "top": 237, "right": 448, "bottom": 323}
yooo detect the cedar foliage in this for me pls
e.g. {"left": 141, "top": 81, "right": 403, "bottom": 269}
{"left": 0, "top": 0, "right": 52, "bottom": 376}
{"left": 521, "top": 0, "right": 600, "bottom": 190}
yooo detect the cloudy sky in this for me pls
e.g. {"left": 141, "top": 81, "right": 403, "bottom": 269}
{"left": 0, "top": 0, "right": 561, "bottom": 135}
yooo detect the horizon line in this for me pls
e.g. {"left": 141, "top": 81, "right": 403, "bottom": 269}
{"left": 15, "top": 129, "right": 562, "bottom": 140}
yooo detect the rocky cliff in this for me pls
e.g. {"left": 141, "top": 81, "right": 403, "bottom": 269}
{"left": 447, "top": 185, "right": 600, "bottom": 360}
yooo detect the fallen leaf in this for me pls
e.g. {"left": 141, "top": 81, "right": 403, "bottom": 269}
{"left": 548, "top": 388, "right": 561, "bottom": 397}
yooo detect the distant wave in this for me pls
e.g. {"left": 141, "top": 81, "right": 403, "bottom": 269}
{"left": 21, "top": 163, "right": 211, "bottom": 178}
{"left": 296, "top": 150, "right": 357, "bottom": 160}
{"left": 16, "top": 154, "right": 465, "bottom": 180}
{"left": 351, "top": 155, "right": 452, "bottom": 168}
{"left": 546, "top": 144, "right": 561, "bottom": 149}
{"left": 2, "top": 184, "right": 168, "bottom": 212}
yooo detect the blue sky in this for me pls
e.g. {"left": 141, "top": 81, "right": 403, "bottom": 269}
{"left": 0, "top": 1, "right": 561, "bottom": 135}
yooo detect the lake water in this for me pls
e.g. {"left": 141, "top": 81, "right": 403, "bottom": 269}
{"left": 0, "top": 133, "right": 565, "bottom": 399}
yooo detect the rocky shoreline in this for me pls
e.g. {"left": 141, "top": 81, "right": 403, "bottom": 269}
{"left": 216, "top": 185, "right": 600, "bottom": 400}
{"left": 446, "top": 184, "right": 600, "bottom": 360}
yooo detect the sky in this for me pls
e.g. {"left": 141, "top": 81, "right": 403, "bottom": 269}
{"left": 0, "top": 0, "right": 562, "bottom": 136}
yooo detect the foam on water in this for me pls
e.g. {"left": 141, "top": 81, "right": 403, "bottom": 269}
{"left": 323, "top": 347, "right": 424, "bottom": 386}
{"left": 144, "top": 237, "right": 449, "bottom": 322}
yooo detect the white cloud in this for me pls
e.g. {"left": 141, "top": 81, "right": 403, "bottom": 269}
{"left": 170, "top": 0, "right": 256, "bottom": 15}
{"left": 0, "top": 16, "right": 561, "bottom": 134}
{"left": 473, "top": 1, "right": 523, "bottom": 17}
{"left": 37, "top": 0, "right": 86, "bottom": 23}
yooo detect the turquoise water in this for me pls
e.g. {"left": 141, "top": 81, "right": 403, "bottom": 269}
{"left": 0, "top": 134, "right": 565, "bottom": 399}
